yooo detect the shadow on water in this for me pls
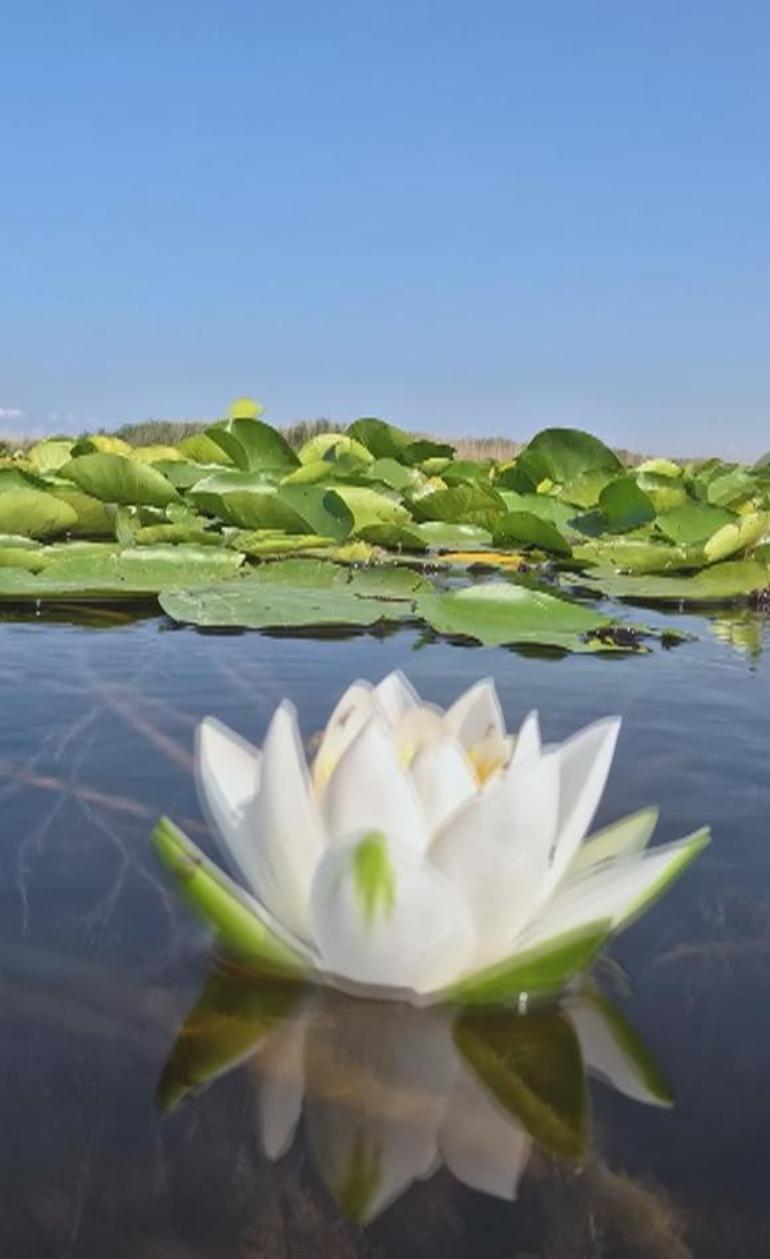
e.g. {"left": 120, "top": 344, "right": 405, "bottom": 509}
{"left": 0, "top": 610, "right": 770, "bottom": 1255}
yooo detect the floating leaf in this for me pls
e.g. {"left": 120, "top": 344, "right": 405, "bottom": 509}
{"left": 206, "top": 417, "right": 299, "bottom": 473}
{"left": 61, "top": 453, "right": 180, "bottom": 507}
{"left": 0, "top": 545, "right": 244, "bottom": 600}
{"left": 578, "top": 558, "right": 770, "bottom": 604}
{"left": 416, "top": 582, "right": 640, "bottom": 651}
{"left": 409, "top": 484, "right": 506, "bottom": 527}
{"left": 354, "top": 523, "right": 428, "bottom": 552}
{"left": 178, "top": 432, "right": 234, "bottom": 465}
{"left": 0, "top": 489, "right": 78, "bottom": 538}
{"left": 655, "top": 503, "right": 736, "bottom": 546}
{"left": 492, "top": 512, "right": 572, "bottom": 555}
{"left": 25, "top": 439, "right": 74, "bottom": 474}
{"left": 518, "top": 428, "right": 622, "bottom": 485}
{"left": 298, "top": 432, "right": 373, "bottom": 465}
{"left": 160, "top": 559, "right": 428, "bottom": 630}
{"left": 70, "top": 434, "right": 132, "bottom": 457}
{"left": 703, "top": 512, "right": 769, "bottom": 563}
{"left": 599, "top": 478, "right": 656, "bottom": 532}
{"left": 331, "top": 486, "right": 411, "bottom": 532}
{"left": 347, "top": 417, "right": 412, "bottom": 460}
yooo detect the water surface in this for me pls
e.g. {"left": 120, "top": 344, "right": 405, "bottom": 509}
{"left": 1, "top": 608, "right": 769, "bottom": 1257}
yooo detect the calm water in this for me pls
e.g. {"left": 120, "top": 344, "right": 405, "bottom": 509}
{"left": 1, "top": 605, "right": 769, "bottom": 1258}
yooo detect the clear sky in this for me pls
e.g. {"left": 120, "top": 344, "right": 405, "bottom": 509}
{"left": 1, "top": 1, "right": 768, "bottom": 455}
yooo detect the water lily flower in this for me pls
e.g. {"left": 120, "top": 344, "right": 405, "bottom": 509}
{"left": 153, "top": 671, "right": 708, "bottom": 1005}
{"left": 159, "top": 970, "right": 673, "bottom": 1223}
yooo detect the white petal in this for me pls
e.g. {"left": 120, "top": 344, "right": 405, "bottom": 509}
{"left": 409, "top": 737, "right": 479, "bottom": 836}
{"left": 244, "top": 701, "right": 326, "bottom": 942}
{"left": 311, "top": 680, "right": 377, "bottom": 795}
{"left": 509, "top": 710, "right": 541, "bottom": 769}
{"left": 374, "top": 670, "right": 420, "bottom": 726}
{"left": 516, "top": 830, "right": 709, "bottom": 954}
{"left": 393, "top": 704, "right": 446, "bottom": 766}
{"left": 196, "top": 717, "right": 262, "bottom": 888}
{"left": 445, "top": 678, "right": 505, "bottom": 749}
{"left": 567, "top": 807, "right": 659, "bottom": 881}
{"left": 441, "top": 1066, "right": 532, "bottom": 1199}
{"left": 322, "top": 715, "right": 429, "bottom": 854}
{"left": 431, "top": 751, "right": 560, "bottom": 970}
{"left": 543, "top": 717, "right": 621, "bottom": 895}
{"left": 311, "top": 830, "right": 474, "bottom": 994}
{"left": 567, "top": 995, "right": 672, "bottom": 1108}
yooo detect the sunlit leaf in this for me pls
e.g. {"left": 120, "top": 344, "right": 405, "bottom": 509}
{"left": 0, "top": 489, "right": 78, "bottom": 538}
{"left": 61, "top": 453, "right": 181, "bottom": 507}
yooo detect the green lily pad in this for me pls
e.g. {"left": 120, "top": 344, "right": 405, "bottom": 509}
{"left": 0, "top": 489, "right": 78, "bottom": 538}
{"left": 416, "top": 582, "right": 640, "bottom": 651}
{"left": 61, "top": 453, "right": 181, "bottom": 507}
{"left": 160, "top": 558, "right": 430, "bottom": 630}
{"left": 409, "top": 484, "right": 506, "bottom": 526}
{"left": 655, "top": 502, "right": 736, "bottom": 546}
{"left": 578, "top": 558, "right": 770, "bottom": 604}
{"left": 517, "top": 428, "right": 622, "bottom": 485}
{"left": 0, "top": 545, "right": 244, "bottom": 600}
{"left": 492, "top": 511, "right": 572, "bottom": 555}
{"left": 25, "top": 439, "right": 75, "bottom": 474}
{"left": 599, "top": 478, "right": 656, "bottom": 532}
{"left": 205, "top": 416, "right": 298, "bottom": 473}
{"left": 347, "top": 417, "right": 413, "bottom": 460}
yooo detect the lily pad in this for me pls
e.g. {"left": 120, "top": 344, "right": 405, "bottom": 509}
{"left": 599, "top": 478, "right": 656, "bottom": 532}
{"left": 160, "top": 558, "right": 431, "bottom": 630}
{"left": 0, "top": 489, "right": 78, "bottom": 538}
{"left": 0, "top": 545, "right": 245, "bottom": 600}
{"left": 205, "top": 417, "right": 299, "bottom": 474}
{"left": 655, "top": 503, "right": 736, "bottom": 546}
{"left": 578, "top": 558, "right": 770, "bottom": 604}
{"left": 416, "top": 582, "right": 642, "bottom": 651}
{"left": 61, "top": 453, "right": 181, "bottom": 507}
{"left": 492, "top": 511, "right": 572, "bottom": 555}
{"left": 517, "top": 428, "right": 622, "bottom": 485}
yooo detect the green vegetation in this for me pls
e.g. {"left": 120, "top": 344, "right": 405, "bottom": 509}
{"left": 0, "top": 397, "right": 768, "bottom": 652}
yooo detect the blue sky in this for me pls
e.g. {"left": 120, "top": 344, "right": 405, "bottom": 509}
{"left": 1, "top": 1, "right": 768, "bottom": 455}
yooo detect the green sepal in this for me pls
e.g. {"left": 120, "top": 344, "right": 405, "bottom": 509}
{"left": 152, "top": 816, "right": 308, "bottom": 976}
{"left": 443, "top": 919, "right": 612, "bottom": 1007}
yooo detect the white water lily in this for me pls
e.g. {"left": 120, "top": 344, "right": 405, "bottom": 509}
{"left": 154, "top": 671, "right": 708, "bottom": 1005}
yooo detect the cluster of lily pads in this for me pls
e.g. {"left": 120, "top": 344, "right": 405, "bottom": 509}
{"left": 2, "top": 397, "right": 769, "bottom": 652}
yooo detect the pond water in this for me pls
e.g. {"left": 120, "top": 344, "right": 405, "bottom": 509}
{"left": 1, "top": 605, "right": 769, "bottom": 1258}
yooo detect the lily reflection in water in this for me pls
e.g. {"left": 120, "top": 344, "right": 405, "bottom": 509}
{"left": 159, "top": 967, "right": 671, "bottom": 1224}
